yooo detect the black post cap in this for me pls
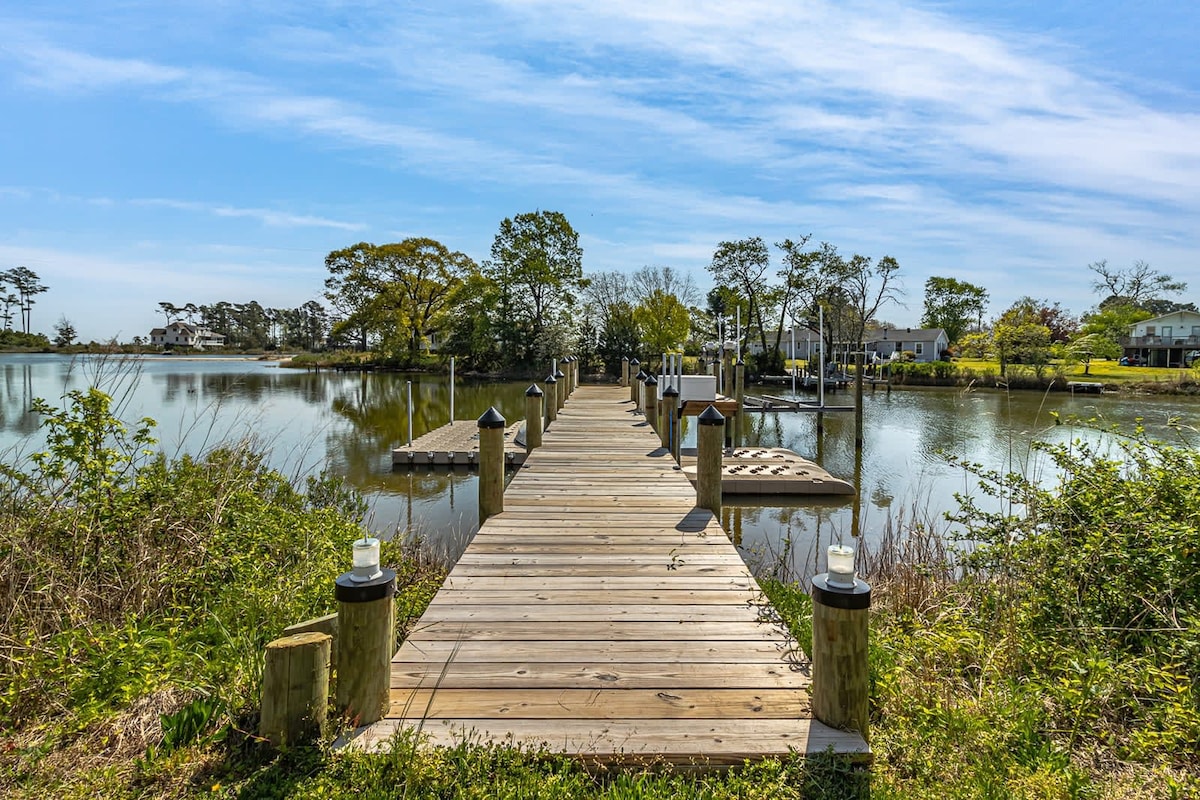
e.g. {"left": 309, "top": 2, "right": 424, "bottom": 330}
{"left": 811, "top": 574, "right": 872, "bottom": 609}
{"left": 555, "top": 369, "right": 565, "bottom": 379}
{"left": 545, "top": 373, "right": 557, "bottom": 383}
{"left": 644, "top": 374, "right": 658, "bottom": 386}
{"left": 478, "top": 407, "right": 506, "bottom": 428}
{"left": 525, "top": 384, "right": 543, "bottom": 397}
{"left": 663, "top": 385, "right": 679, "bottom": 397}
{"left": 698, "top": 404, "right": 726, "bottom": 425}
{"left": 335, "top": 569, "right": 397, "bottom": 603}
{"left": 630, "top": 358, "right": 640, "bottom": 366}
{"left": 635, "top": 370, "right": 647, "bottom": 381}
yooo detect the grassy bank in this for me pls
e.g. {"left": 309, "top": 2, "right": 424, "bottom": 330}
{"left": 3, "top": 387, "right": 1197, "bottom": 797}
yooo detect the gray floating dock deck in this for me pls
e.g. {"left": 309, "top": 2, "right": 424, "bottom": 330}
{"left": 392, "top": 421, "right": 527, "bottom": 466}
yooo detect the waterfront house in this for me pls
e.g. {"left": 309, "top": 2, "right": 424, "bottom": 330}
{"left": 1121, "top": 309, "right": 1200, "bottom": 367}
{"left": 864, "top": 327, "right": 949, "bottom": 363}
{"left": 150, "top": 322, "right": 227, "bottom": 350}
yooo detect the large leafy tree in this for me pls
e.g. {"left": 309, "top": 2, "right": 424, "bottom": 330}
{"left": 633, "top": 290, "right": 691, "bottom": 369}
{"left": 485, "top": 211, "right": 586, "bottom": 371}
{"left": 780, "top": 241, "right": 901, "bottom": 370}
{"left": 325, "top": 238, "right": 474, "bottom": 361}
{"left": 920, "top": 276, "right": 989, "bottom": 343}
{"left": 992, "top": 298, "right": 1052, "bottom": 375}
{"left": 708, "top": 238, "right": 774, "bottom": 364}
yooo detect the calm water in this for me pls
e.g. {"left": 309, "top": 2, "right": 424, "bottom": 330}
{"left": 3, "top": 354, "right": 1197, "bottom": 576}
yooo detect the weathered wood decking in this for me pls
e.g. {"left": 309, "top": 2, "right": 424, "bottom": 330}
{"left": 348, "top": 385, "right": 869, "bottom": 765}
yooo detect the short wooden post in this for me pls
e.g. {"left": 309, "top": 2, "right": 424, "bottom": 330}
{"left": 544, "top": 373, "right": 557, "bottom": 425}
{"left": 734, "top": 358, "right": 745, "bottom": 448}
{"left": 634, "top": 370, "right": 647, "bottom": 412}
{"left": 335, "top": 568, "right": 396, "bottom": 727}
{"left": 478, "top": 407, "right": 505, "bottom": 522}
{"left": 696, "top": 405, "right": 724, "bottom": 517}
{"left": 662, "top": 384, "right": 679, "bottom": 451}
{"left": 555, "top": 368, "right": 566, "bottom": 411}
{"left": 621, "top": 357, "right": 629, "bottom": 388}
{"left": 628, "top": 358, "right": 640, "bottom": 402}
{"left": 811, "top": 570, "right": 871, "bottom": 740}
{"left": 644, "top": 374, "right": 658, "bottom": 434}
{"left": 567, "top": 355, "right": 578, "bottom": 393}
{"left": 261, "top": 631, "right": 331, "bottom": 746}
{"left": 524, "top": 384, "right": 543, "bottom": 452}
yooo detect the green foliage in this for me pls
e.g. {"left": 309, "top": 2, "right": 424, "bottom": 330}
{"left": 921, "top": 276, "right": 988, "bottom": 344}
{"left": 633, "top": 290, "right": 690, "bottom": 361}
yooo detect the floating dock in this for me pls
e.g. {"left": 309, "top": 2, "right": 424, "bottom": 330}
{"left": 678, "top": 447, "right": 854, "bottom": 495}
{"left": 392, "top": 421, "right": 527, "bottom": 466}
{"left": 346, "top": 385, "right": 868, "bottom": 765}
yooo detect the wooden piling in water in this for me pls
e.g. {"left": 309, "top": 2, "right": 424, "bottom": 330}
{"left": 734, "top": 359, "right": 744, "bottom": 448}
{"left": 854, "top": 351, "right": 865, "bottom": 448}
{"left": 260, "top": 631, "right": 331, "bottom": 746}
{"left": 336, "top": 569, "right": 396, "bottom": 727}
{"left": 524, "top": 384, "right": 543, "bottom": 452}
{"left": 696, "top": 404, "right": 724, "bottom": 517}
{"left": 544, "top": 373, "right": 558, "bottom": 425}
{"left": 662, "top": 383, "right": 677, "bottom": 450}
{"left": 478, "top": 407, "right": 505, "bottom": 522}
{"left": 811, "top": 574, "right": 871, "bottom": 741}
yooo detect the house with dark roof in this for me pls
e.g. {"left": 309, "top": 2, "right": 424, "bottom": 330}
{"left": 149, "top": 322, "right": 226, "bottom": 350}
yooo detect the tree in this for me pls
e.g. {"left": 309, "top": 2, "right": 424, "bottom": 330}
{"left": 631, "top": 265, "right": 700, "bottom": 309}
{"left": 633, "top": 290, "right": 691, "bottom": 369}
{"left": 1, "top": 293, "right": 18, "bottom": 330}
{"left": 1067, "top": 332, "right": 1120, "bottom": 375}
{"left": 920, "top": 277, "right": 989, "bottom": 343}
{"left": 708, "top": 238, "right": 774, "bottom": 365}
{"left": 325, "top": 238, "right": 475, "bottom": 361}
{"left": 1089, "top": 260, "right": 1186, "bottom": 308}
{"left": 52, "top": 316, "right": 76, "bottom": 348}
{"left": 780, "top": 241, "right": 901, "bottom": 371}
{"left": 3, "top": 267, "right": 48, "bottom": 334}
{"left": 992, "top": 299, "right": 1052, "bottom": 376}
{"left": 596, "top": 302, "right": 640, "bottom": 376}
{"left": 485, "top": 211, "right": 586, "bottom": 371}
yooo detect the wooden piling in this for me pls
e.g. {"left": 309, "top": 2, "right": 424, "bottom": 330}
{"left": 662, "top": 384, "right": 678, "bottom": 452}
{"left": 524, "top": 384, "right": 544, "bottom": 452}
{"left": 544, "top": 373, "right": 558, "bottom": 425}
{"left": 628, "top": 358, "right": 640, "bottom": 402}
{"left": 335, "top": 569, "right": 396, "bottom": 727}
{"left": 621, "top": 357, "right": 629, "bottom": 388}
{"left": 478, "top": 407, "right": 505, "bottom": 522}
{"left": 854, "top": 351, "right": 865, "bottom": 448}
{"left": 696, "top": 405, "right": 724, "bottom": 517}
{"left": 644, "top": 374, "right": 658, "bottom": 434}
{"left": 634, "top": 369, "right": 647, "bottom": 412}
{"left": 810, "top": 574, "right": 871, "bottom": 740}
{"left": 260, "top": 631, "right": 331, "bottom": 746}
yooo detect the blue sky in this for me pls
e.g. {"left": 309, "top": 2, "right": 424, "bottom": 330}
{"left": 2, "top": 1, "right": 1198, "bottom": 343}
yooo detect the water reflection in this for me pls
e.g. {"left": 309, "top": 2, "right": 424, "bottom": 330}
{"left": 1, "top": 354, "right": 1197, "bottom": 578}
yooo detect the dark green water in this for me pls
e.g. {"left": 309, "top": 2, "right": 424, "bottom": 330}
{"left": 3, "top": 354, "right": 1197, "bottom": 576}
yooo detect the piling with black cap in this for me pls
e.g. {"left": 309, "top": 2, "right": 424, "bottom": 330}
{"left": 811, "top": 567, "right": 872, "bottom": 740}
{"left": 621, "top": 356, "right": 629, "bottom": 388}
{"left": 334, "top": 566, "right": 396, "bottom": 727}
{"left": 544, "top": 373, "right": 557, "bottom": 425}
{"left": 629, "top": 358, "right": 641, "bottom": 403}
{"left": 696, "top": 404, "right": 724, "bottom": 516}
{"left": 662, "top": 384, "right": 679, "bottom": 452}
{"left": 555, "top": 367, "right": 566, "bottom": 411}
{"left": 634, "top": 369, "right": 648, "bottom": 412}
{"left": 644, "top": 374, "right": 658, "bottom": 434}
{"left": 478, "top": 407, "right": 506, "bottom": 522}
{"left": 524, "top": 384, "right": 543, "bottom": 452}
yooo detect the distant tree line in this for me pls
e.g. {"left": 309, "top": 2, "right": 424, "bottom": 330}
{"left": 155, "top": 299, "right": 330, "bottom": 351}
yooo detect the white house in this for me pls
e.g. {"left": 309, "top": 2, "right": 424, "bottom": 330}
{"left": 864, "top": 327, "right": 950, "bottom": 363}
{"left": 1122, "top": 309, "right": 1200, "bottom": 367}
{"left": 150, "top": 322, "right": 226, "bottom": 350}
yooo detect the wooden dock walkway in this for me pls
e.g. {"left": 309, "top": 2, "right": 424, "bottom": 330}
{"left": 348, "top": 385, "right": 869, "bottom": 765}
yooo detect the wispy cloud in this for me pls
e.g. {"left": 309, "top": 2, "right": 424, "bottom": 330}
{"left": 133, "top": 198, "right": 367, "bottom": 232}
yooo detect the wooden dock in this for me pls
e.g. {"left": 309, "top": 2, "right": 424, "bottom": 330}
{"left": 393, "top": 421, "right": 527, "bottom": 466}
{"left": 347, "top": 385, "right": 869, "bottom": 765}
